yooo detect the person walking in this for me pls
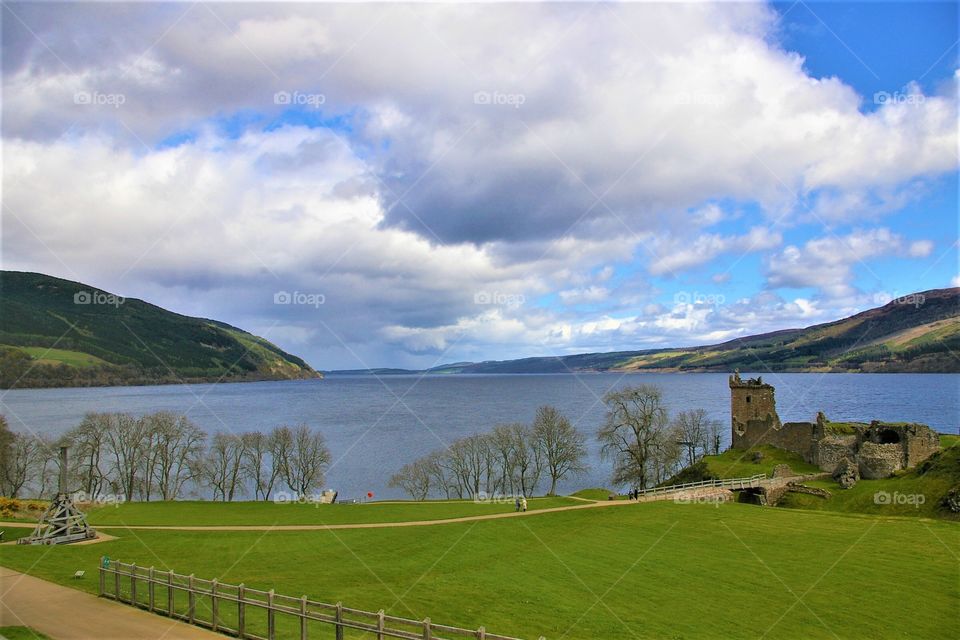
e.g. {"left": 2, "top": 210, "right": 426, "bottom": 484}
{"left": 515, "top": 497, "right": 521, "bottom": 512}
{"left": 520, "top": 496, "right": 528, "bottom": 512}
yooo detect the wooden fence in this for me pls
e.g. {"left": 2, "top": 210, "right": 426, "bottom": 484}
{"left": 638, "top": 473, "right": 767, "bottom": 497}
{"left": 99, "top": 558, "right": 538, "bottom": 640}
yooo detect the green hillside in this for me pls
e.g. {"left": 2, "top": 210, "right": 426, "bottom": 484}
{"left": 0, "top": 271, "right": 321, "bottom": 388}
{"left": 333, "top": 287, "right": 959, "bottom": 374}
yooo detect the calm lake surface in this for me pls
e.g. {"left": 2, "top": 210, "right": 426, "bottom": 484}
{"left": 2, "top": 373, "right": 957, "bottom": 499}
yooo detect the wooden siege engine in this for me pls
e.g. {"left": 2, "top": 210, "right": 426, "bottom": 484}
{"left": 18, "top": 446, "right": 97, "bottom": 545}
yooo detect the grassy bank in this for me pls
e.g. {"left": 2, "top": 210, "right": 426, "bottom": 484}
{"left": 2, "top": 501, "right": 957, "bottom": 639}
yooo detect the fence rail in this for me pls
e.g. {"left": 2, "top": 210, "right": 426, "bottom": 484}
{"left": 638, "top": 473, "right": 766, "bottom": 497}
{"left": 99, "top": 558, "right": 536, "bottom": 640}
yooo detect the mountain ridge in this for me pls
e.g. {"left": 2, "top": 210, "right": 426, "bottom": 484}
{"left": 0, "top": 271, "right": 321, "bottom": 388}
{"left": 329, "top": 287, "right": 959, "bottom": 375}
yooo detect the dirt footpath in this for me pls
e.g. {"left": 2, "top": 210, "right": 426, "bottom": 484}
{"left": 0, "top": 567, "right": 222, "bottom": 640}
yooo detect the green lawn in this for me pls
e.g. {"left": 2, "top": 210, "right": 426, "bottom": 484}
{"left": 703, "top": 445, "right": 821, "bottom": 479}
{"left": 0, "top": 627, "right": 53, "bottom": 640}
{"left": 2, "top": 501, "right": 957, "bottom": 639}
{"left": 82, "top": 496, "right": 580, "bottom": 526}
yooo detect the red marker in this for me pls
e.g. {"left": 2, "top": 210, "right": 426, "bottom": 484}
{"left": 367, "top": 492, "right": 374, "bottom": 499}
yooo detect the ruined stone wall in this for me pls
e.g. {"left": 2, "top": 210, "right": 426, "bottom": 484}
{"left": 902, "top": 425, "right": 942, "bottom": 468}
{"left": 814, "top": 436, "right": 858, "bottom": 473}
{"left": 857, "top": 442, "right": 904, "bottom": 479}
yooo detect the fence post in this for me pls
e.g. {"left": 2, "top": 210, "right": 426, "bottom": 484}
{"left": 188, "top": 574, "right": 196, "bottom": 624}
{"left": 267, "top": 589, "right": 276, "bottom": 640}
{"left": 130, "top": 565, "right": 137, "bottom": 606}
{"left": 211, "top": 579, "right": 219, "bottom": 632}
{"left": 423, "top": 617, "right": 431, "bottom": 640}
{"left": 98, "top": 557, "right": 105, "bottom": 596}
{"left": 477, "top": 626, "right": 486, "bottom": 640}
{"left": 238, "top": 584, "right": 246, "bottom": 639}
{"left": 114, "top": 560, "right": 121, "bottom": 600}
{"left": 300, "top": 595, "right": 308, "bottom": 640}
{"left": 377, "top": 609, "right": 385, "bottom": 640}
{"left": 167, "top": 570, "right": 174, "bottom": 615}
{"left": 148, "top": 567, "right": 155, "bottom": 612}
{"left": 335, "top": 602, "right": 344, "bottom": 640}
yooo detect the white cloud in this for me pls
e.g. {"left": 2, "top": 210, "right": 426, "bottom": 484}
{"left": 650, "top": 227, "right": 782, "bottom": 276}
{"left": 1, "top": 2, "right": 955, "bottom": 367}
{"left": 765, "top": 228, "right": 935, "bottom": 298}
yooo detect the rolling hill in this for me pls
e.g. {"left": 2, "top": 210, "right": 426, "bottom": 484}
{"left": 332, "top": 287, "right": 959, "bottom": 375}
{"left": 0, "top": 271, "right": 321, "bottom": 388}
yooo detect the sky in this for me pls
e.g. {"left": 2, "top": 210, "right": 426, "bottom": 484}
{"left": 2, "top": 1, "right": 958, "bottom": 371}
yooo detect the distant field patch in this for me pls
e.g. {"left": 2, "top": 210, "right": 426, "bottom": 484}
{"left": 12, "top": 346, "right": 110, "bottom": 368}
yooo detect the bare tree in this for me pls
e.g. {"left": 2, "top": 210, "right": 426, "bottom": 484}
{"left": 509, "top": 422, "right": 542, "bottom": 497}
{"left": 673, "top": 408, "right": 711, "bottom": 467}
{"left": 148, "top": 412, "right": 206, "bottom": 501}
{"left": 282, "top": 425, "right": 330, "bottom": 497}
{"left": 389, "top": 458, "right": 432, "bottom": 500}
{"left": 67, "top": 414, "right": 109, "bottom": 496}
{"left": 2, "top": 432, "right": 45, "bottom": 497}
{"left": 202, "top": 432, "right": 248, "bottom": 501}
{"left": 424, "top": 451, "right": 454, "bottom": 499}
{"left": 0, "top": 415, "right": 14, "bottom": 495}
{"left": 489, "top": 424, "right": 519, "bottom": 495}
{"left": 533, "top": 406, "right": 587, "bottom": 495}
{"left": 705, "top": 415, "right": 723, "bottom": 456}
{"left": 598, "top": 385, "right": 670, "bottom": 490}
{"left": 103, "top": 413, "right": 150, "bottom": 502}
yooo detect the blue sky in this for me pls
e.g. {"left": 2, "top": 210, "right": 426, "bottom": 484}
{"left": 2, "top": 1, "right": 957, "bottom": 369}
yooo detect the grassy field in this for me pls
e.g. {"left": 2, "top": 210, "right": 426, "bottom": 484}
{"left": 13, "top": 346, "right": 110, "bottom": 368}
{"left": 2, "top": 500, "right": 957, "bottom": 639}
{"left": 0, "top": 627, "right": 53, "bottom": 640}
{"left": 703, "top": 445, "right": 821, "bottom": 479}
{"left": 81, "top": 496, "right": 579, "bottom": 526}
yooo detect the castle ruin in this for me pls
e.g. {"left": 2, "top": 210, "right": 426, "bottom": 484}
{"left": 729, "top": 372, "right": 940, "bottom": 480}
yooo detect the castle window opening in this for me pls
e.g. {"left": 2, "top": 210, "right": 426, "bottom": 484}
{"left": 878, "top": 429, "right": 901, "bottom": 444}
{"left": 746, "top": 396, "right": 751, "bottom": 403}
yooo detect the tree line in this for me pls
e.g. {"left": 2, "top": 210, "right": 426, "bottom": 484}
{"left": 390, "top": 385, "right": 723, "bottom": 500}
{"left": 0, "top": 413, "right": 331, "bottom": 501}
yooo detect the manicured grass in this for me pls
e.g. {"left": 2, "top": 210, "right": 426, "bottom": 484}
{"left": 2, "top": 502, "right": 957, "bottom": 639}
{"left": 83, "top": 497, "right": 579, "bottom": 526}
{"left": 0, "top": 627, "right": 53, "bottom": 640}
{"left": 703, "top": 445, "right": 821, "bottom": 479}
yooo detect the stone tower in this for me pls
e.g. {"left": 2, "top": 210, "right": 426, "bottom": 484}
{"left": 729, "top": 371, "right": 781, "bottom": 449}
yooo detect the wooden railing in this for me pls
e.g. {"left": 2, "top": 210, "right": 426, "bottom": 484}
{"left": 99, "top": 558, "right": 538, "bottom": 640}
{"left": 638, "top": 473, "right": 766, "bottom": 497}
